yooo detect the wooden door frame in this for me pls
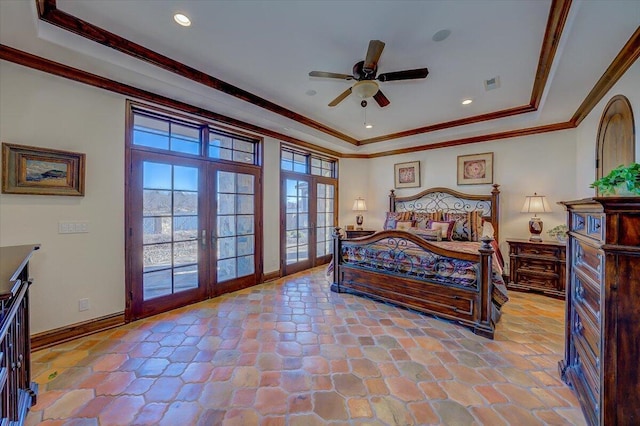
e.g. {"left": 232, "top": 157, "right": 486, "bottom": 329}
{"left": 280, "top": 172, "right": 338, "bottom": 276}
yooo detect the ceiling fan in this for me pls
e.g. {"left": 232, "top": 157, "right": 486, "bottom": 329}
{"left": 309, "top": 40, "right": 429, "bottom": 108}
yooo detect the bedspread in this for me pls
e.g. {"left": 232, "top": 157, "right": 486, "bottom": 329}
{"left": 338, "top": 238, "right": 509, "bottom": 307}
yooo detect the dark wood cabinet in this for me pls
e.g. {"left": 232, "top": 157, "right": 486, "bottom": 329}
{"left": 345, "top": 229, "right": 376, "bottom": 239}
{"left": 0, "top": 244, "right": 39, "bottom": 425}
{"left": 507, "top": 239, "right": 566, "bottom": 298}
{"left": 559, "top": 198, "right": 640, "bottom": 426}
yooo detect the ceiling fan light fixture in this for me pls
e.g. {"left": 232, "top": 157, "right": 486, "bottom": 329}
{"left": 352, "top": 80, "right": 379, "bottom": 99}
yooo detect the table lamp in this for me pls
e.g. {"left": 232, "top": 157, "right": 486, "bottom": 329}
{"left": 521, "top": 193, "right": 551, "bottom": 241}
{"left": 352, "top": 197, "right": 367, "bottom": 230}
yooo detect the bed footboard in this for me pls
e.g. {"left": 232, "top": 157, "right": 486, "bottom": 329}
{"left": 331, "top": 228, "right": 499, "bottom": 339}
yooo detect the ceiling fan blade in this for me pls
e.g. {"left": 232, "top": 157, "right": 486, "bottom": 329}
{"left": 373, "top": 90, "right": 390, "bottom": 108}
{"left": 309, "top": 71, "right": 353, "bottom": 80}
{"left": 363, "top": 40, "right": 385, "bottom": 72}
{"left": 378, "top": 68, "right": 429, "bottom": 82}
{"left": 328, "top": 87, "right": 353, "bottom": 107}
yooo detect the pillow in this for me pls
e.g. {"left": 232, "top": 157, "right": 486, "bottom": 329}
{"left": 427, "top": 220, "right": 456, "bottom": 240}
{"left": 482, "top": 220, "right": 495, "bottom": 239}
{"left": 383, "top": 211, "right": 413, "bottom": 230}
{"left": 395, "top": 221, "right": 414, "bottom": 231}
{"left": 409, "top": 228, "right": 442, "bottom": 241}
{"left": 412, "top": 211, "right": 442, "bottom": 229}
{"left": 442, "top": 211, "right": 484, "bottom": 241}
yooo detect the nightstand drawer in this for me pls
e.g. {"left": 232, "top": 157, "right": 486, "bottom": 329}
{"left": 345, "top": 230, "right": 376, "bottom": 239}
{"left": 515, "top": 257, "right": 560, "bottom": 273}
{"left": 514, "top": 271, "right": 560, "bottom": 292}
{"left": 511, "top": 243, "right": 564, "bottom": 259}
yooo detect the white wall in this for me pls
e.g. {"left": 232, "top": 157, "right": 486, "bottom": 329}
{"left": 0, "top": 61, "right": 282, "bottom": 334}
{"left": 337, "top": 158, "right": 370, "bottom": 229}
{"left": 575, "top": 60, "right": 640, "bottom": 197}
{"left": 361, "top": 131, "right": 577, "bottom": 259}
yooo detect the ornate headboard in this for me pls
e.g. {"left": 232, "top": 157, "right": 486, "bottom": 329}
{"left": 389, "top": 184, "right": 501, "bottom": 242}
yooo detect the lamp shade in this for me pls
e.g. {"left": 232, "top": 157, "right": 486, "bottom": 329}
{"left": 352, "top": 198, "right": 367, "bottom": 212}
{"left": 521, "top": 193, "right": 551, "bottom": 214}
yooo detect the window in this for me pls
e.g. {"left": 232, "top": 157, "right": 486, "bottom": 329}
{"left": 280, "top": 146, "right": 336, "bottom": 178}
{"left": 132, "top": 107, "right": 259, "bottom": 165}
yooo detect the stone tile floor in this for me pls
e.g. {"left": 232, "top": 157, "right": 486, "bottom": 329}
{"left": 27, "top": 267, "right": 586, "bottom": 425}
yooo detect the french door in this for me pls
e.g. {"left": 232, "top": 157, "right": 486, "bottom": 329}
{"left": 127, "top": 150, "right": 261, "bottom": 319}
{"left": 281, "top": 172, "right": 337, "bottom": 275}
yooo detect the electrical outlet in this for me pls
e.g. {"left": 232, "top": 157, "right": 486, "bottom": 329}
{"left": 78, "top": 298, "right": 90, "bottom": 311}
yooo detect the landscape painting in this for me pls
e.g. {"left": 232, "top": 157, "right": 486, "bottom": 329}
{"left": 2, "top": 142, "right": 85, "bottom": 196}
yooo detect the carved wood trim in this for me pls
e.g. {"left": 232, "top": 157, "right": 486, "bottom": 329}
{"left": 31, "top": 311, "right": 125, "bottom": 351}
{"left": 36, "top": 0, "right": 359, "bottom": 145}
{"left": 0, "top": 44, "right": 344, "bottom": 159}
{"left": 595, "top": 94, "right": 635, "bottom": 186}
{"left": 530, "top": 0, "right": 573, "bottom": 109}
{"left": 571, "top": 26, "right": 640, "bottom": 126}
{"left": 36, "top": 0, "right": 570, "bottom": 146}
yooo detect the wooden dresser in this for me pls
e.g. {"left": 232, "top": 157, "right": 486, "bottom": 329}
{"left": 559, "top": 198, "right": 640, "bottom": 426}
{"left": 506, "top": 239, "right": 566, "bottom": 298}
{"left": 345, "top": 229, "right": 376, "bottom": 239}
{"left": 0, "top": 245, "right": 39, "bottom": 425}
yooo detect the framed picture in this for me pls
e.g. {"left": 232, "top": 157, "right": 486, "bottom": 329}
{"left": 394, "top": 161, "right": 420, "bottom": 188}
{"left": 457, "top": 152, "right": 493, "bottom": 185}
{"left": 2, "top": 143, "right": 86, "bottom": 196}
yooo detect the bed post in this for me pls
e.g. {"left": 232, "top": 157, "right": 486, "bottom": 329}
{"left": 330, "top": 227, "right": 342, "bottom": 293}
{"left": 476, "top": 236, "right": 495, "bottom": 338}
{"left": 389, "top": 189, "right": 396, "bottom": 212}
{"left": 491, "top": 184, "right": 500, "bottom": 243}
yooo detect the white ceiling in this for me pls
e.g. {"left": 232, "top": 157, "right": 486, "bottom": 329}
{"left": 1, "top": 0, "right": 639, "bottom": 155}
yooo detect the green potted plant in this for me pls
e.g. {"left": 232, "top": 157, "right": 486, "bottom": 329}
{"left": 590, "top": 163, "right": 640, "bottom": 196}
{"left": 547, "top": 224, "right": 569, "bottom": 242}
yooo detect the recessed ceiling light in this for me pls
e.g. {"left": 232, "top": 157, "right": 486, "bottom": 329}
{"left": 305, "top": 89, "right": 317, "bottom": 96}
{"left": 365, "top": 123, "right": 374, "bottom": 129}
{"left": 432, "top": 29, "right": 451, "bottom": 42}
{"left": 174, "top": 13, "right": 191, "bottom": 27}
{"left": 462, "top": 99, "right": 473, "bottom": 105}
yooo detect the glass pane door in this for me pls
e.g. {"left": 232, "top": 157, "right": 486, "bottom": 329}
{"left": 316, "top": 182, "right": 335, "bottom": 259}
{"left": 214, "top": 170, "right": 257, "bottom": 294}
{"left": 283, "top": 176, "right": 312, "bottom": 274}
{"left": 129, "top": 151, "right": 208, "bottom": 319}
{"left": 142, "top": 162, "right": 200, "bottom": 299}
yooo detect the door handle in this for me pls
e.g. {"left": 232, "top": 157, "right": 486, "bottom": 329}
{"left": 201, "top": 230, "right": 207, "bottom": 248}
{"left": 211, "top": 232, "right": 216, "bottom": 248}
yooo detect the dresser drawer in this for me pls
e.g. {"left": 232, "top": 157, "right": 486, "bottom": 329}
{"left": 572, "top": 302, "right": 600, "bottom": 359}
{"left": 571, "top": 212, "right": 604, "bottom": 242}
{"left": 572, "top": 270, "right": 600, "bottom": 320}
{"left": 573, "top": 239, "right": 603, "bottom": 283}
{"left": 512, "top": 243, "right": 564, "bottom": 260}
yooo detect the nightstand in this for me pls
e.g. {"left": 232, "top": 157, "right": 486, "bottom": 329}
{"left": 345, "top": 229, "right": 376, "bottom": 239}
{"left": 507, "top": 238, "right": 566, "bottom": 299}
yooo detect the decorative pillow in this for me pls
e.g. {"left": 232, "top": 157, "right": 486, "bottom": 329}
{"left": 427, "top": 220, "right": 456, "bottom": 240}
{"left": 383, "top": 211, "right": 413, "bottom": 230}
{"left": 409, "top": 227, "right": 442, "bottom": 241}
{"left": 482, "top": 220, "right": 495, "bottom": 239}
{"left": 395, "top": 220, "right": 414, "bottom": 231}
{"left": 412, "top": 211, "right": 442, "bottom": 229}
{"left": 442, "top": 211, "right": 484, "bottom": 241}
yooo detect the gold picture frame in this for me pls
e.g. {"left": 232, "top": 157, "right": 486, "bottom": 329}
{"left": 2, "top": 143, "right": 86, "bottom": 196}
{"left": 457, "top": 152, "right": 493, "bottom": 185}
{"left": 394, "top": 161, "right": 420, "bottom": 188}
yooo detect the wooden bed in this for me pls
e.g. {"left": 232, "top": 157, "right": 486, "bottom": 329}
{"left": 330, "top": 185, "right": 507, "bottom": 339}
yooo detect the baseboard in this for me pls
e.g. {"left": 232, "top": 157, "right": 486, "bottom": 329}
{"left": 31, "top": 312, "right": 125, "bottom": 351}
{"left": 262, "top": 270, "right": 281, "bottom": 282}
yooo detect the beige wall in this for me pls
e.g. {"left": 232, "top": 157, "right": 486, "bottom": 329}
{"left": 575, "top": 60, "right": 640, "bottom": 198}
{"left": 0, "top": 61, "right": 282, "bottom": 334}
